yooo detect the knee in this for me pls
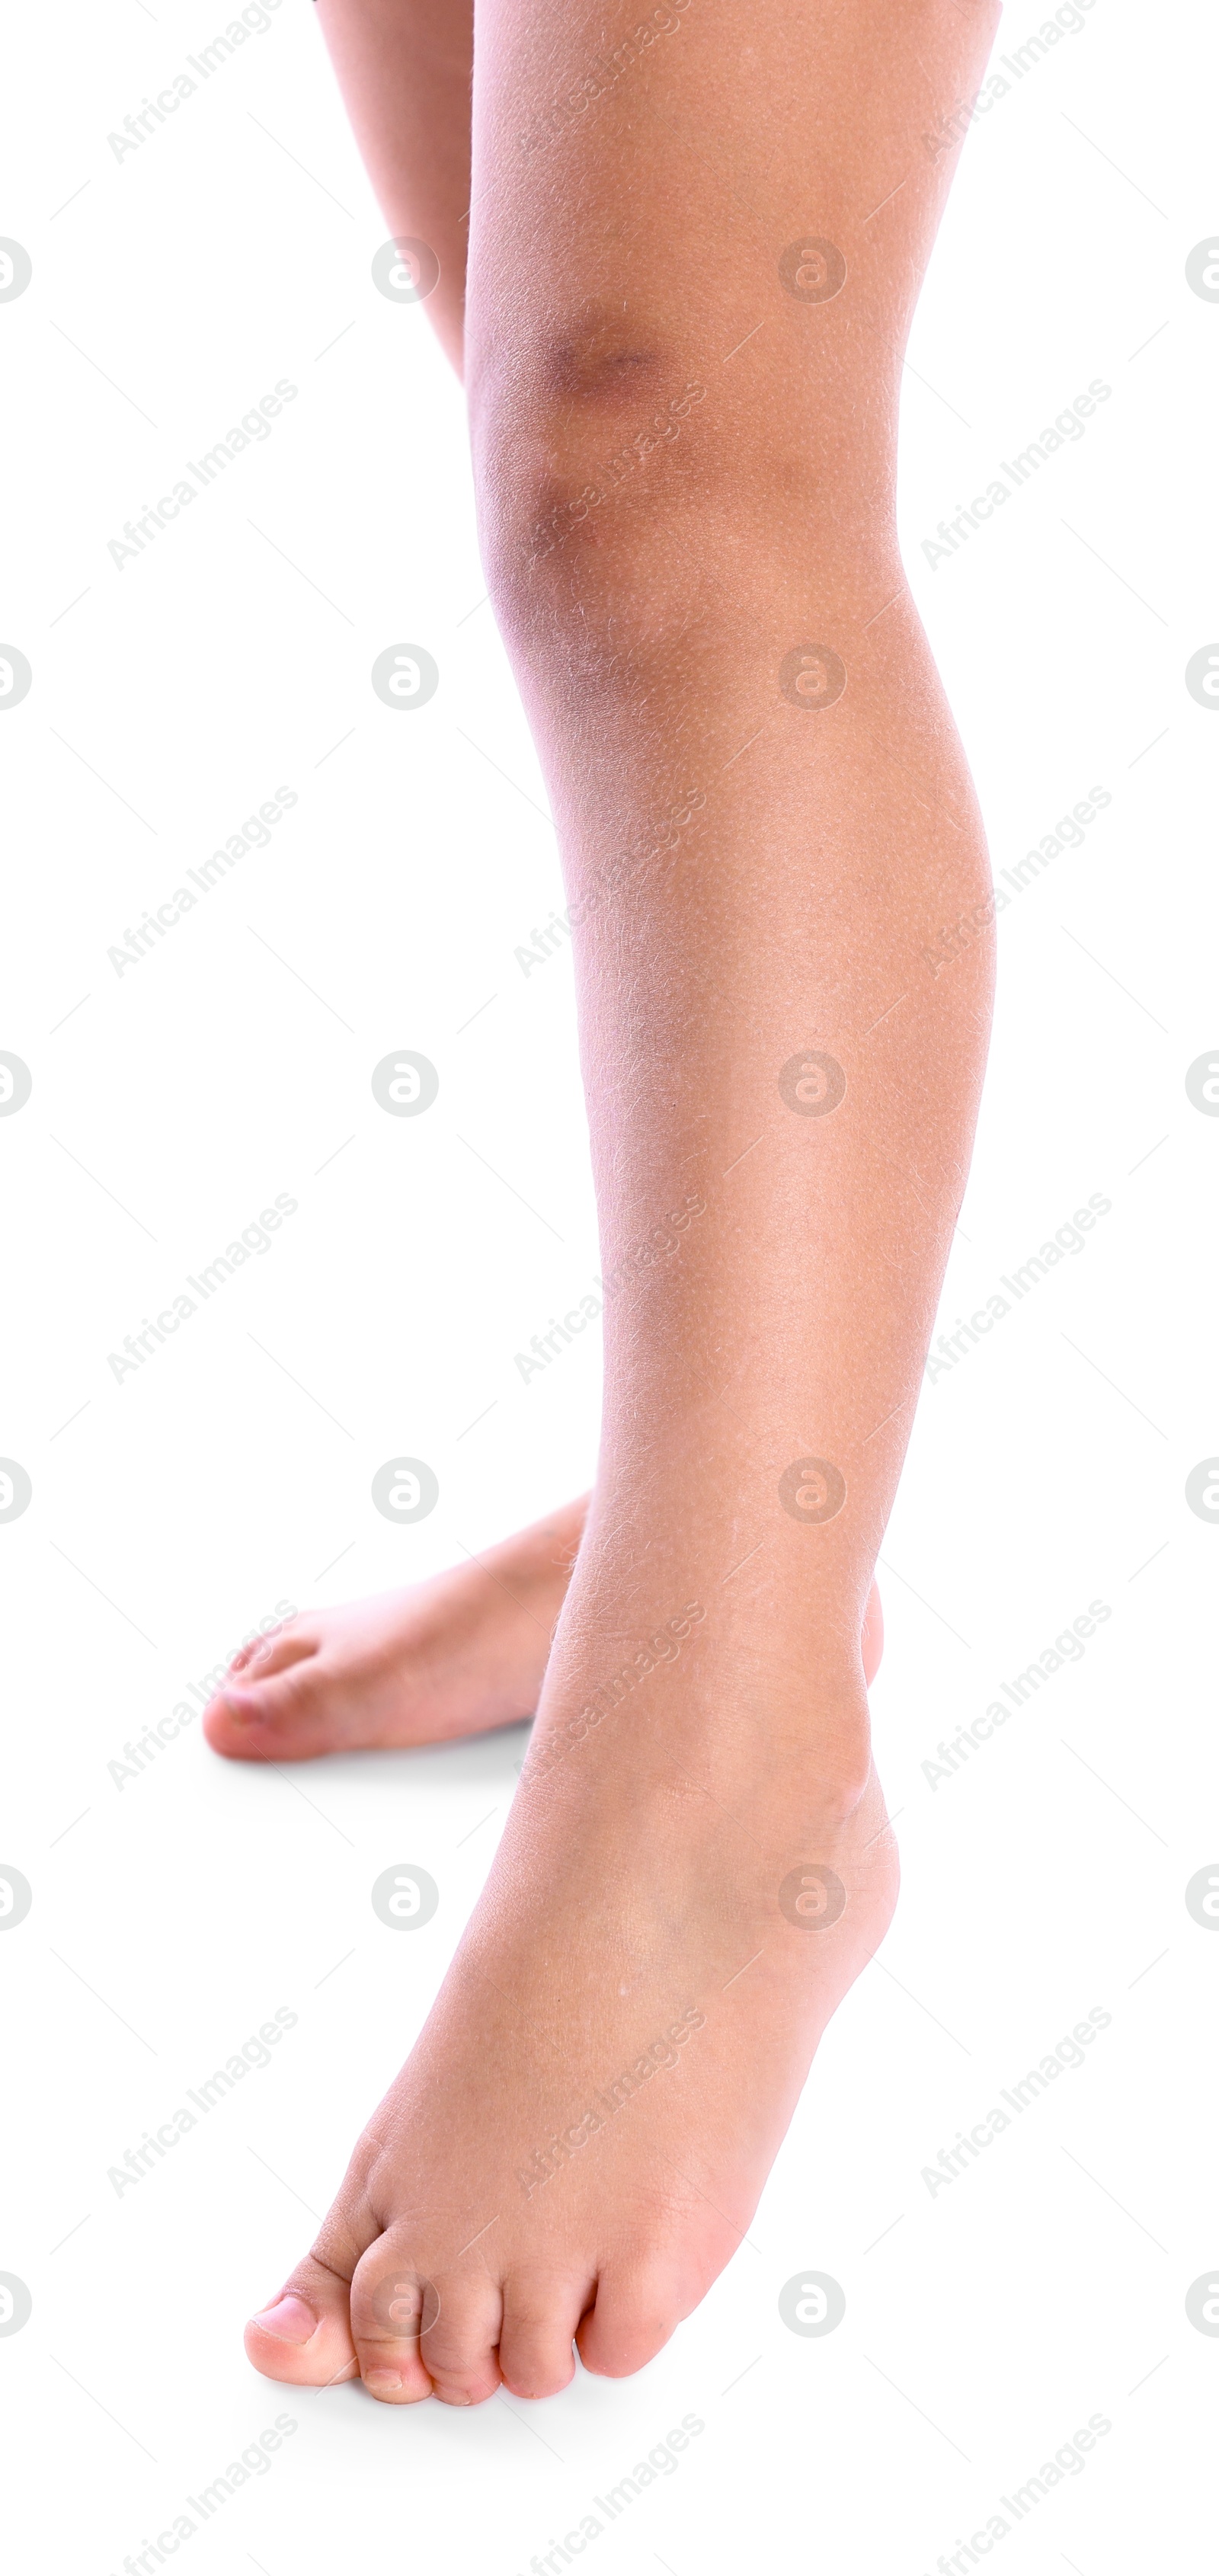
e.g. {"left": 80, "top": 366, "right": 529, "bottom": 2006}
{"left": 471, "top": 312, "right": 893, "bottom": 687}
{"left": 473, "top": 320, "right": 711, "bottom": 657}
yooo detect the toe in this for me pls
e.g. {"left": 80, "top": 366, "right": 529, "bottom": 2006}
{"left": 245, "top": 2252, "right": 359, "bottom": 2388}
{"left": 350, "top": 2245, "right": 503, "bottom": 2406}
{"left": 248, "top": 1634, "right": 313, "bottom": 1685}
{"left": 575, "top": 2262, "right": 683, "bottom": 2380}
{"left": 418, "top": 2270, "right": 505, "bottom": 2407}
{"left": 203, "top": 1659, "right": 331, "bottom": 1762}
{"left": 498, "top": 2270, "right": 592, "bottom": 2398}
{"left": 228, "top": 1619, "right": 306, "bottom": 1678}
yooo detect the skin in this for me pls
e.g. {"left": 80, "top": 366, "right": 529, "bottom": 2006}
{"left": 234, "top": 0, "right": 1000, "bottom": 2404}
{"left": 312, "top": 0, "right": 473, "bottom": 373}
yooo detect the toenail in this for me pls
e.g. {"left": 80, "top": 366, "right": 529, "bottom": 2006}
{"left": 364, "top": 2369, "right": 407, "bottom": 2394}
{"left": 251, "top": 2294, "right": 318, "bottom": 2344}
{"left": 222, "top": 1690, "right": 255, "bottom": 1720}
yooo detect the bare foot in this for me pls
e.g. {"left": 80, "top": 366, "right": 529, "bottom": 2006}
{"left": 203, "top": 1496, "right": 885, "bottom": 1762}
{"left": 202, "top": 1499, "right": 588, "bottom": 1763}
{"left": 242, "top": 1518, "right": 894, "bottom": 2402}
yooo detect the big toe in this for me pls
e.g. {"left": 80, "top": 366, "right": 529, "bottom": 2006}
{"left": 245, "top": 2254, "right": 358, "bottom": 2387}
{"left": 203, "top": 1662, "right": 334, "bottom": 1763}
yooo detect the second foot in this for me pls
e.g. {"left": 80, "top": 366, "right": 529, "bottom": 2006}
{"left": 202, "top": 1499, "right": 587, "bottom": 1763}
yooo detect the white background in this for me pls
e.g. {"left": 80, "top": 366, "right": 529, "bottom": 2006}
{"left": 2, "top": 0, "right": 1217, "bottom": 2567}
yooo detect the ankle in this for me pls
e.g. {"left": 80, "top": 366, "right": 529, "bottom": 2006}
{"left": 776, "top": 1669, "right": 875, "bottom": 1826}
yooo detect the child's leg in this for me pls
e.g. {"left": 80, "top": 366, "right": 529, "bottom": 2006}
{"left": 245, "top": 0, "right": 998, "bottom": 2405}
{"left": 315, "top": 0, "right": 473, "bottom": 373}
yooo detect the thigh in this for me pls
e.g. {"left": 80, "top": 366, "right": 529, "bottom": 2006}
{"left": 466, "top": 0, "right": 1000, "bottom": 446}
{"left": 315, "top": 0, "right": 474, "bottom": 370}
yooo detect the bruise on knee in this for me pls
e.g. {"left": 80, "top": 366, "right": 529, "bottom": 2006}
{"left": 475, "top": 299, "right": 708, "bottom": 560}
{"left": 541, "top": 310, "right": 670, "bottom": 406}
{"left": 485, "top": 367, "right": 710, "bottom": 613}
{"left": 526, "top": 373, "right": 705, "bottom": 566}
